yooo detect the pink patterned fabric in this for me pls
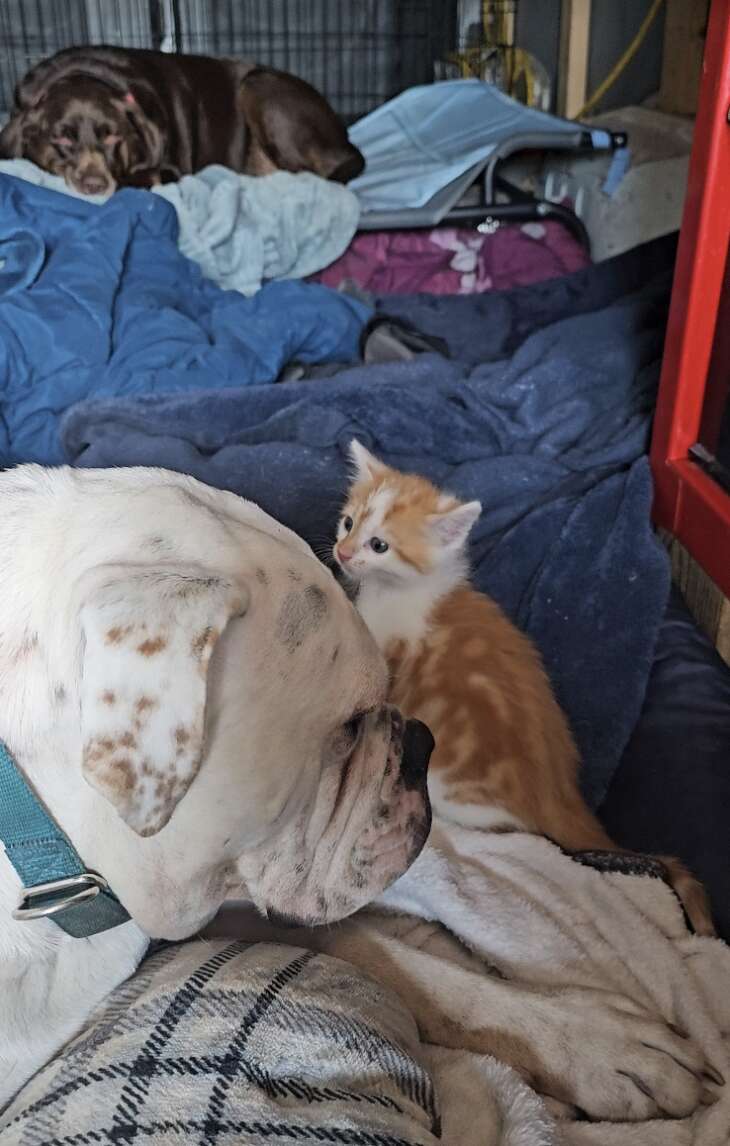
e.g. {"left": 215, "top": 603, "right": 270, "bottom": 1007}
{"left": 310, "top": 221, "right": 589, "bottom": 296}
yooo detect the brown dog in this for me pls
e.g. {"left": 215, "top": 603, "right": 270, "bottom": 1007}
{"left": 0, "top": 45, "right": 364, "bottom": 196}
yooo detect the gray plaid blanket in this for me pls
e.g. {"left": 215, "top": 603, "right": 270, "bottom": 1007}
{"left": 1, "top": 940, "right": 439, "bottom": 1146}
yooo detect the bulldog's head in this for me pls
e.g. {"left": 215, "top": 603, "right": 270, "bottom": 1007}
{"left": 10, "top": 469, "right": 432, "bottom": 940}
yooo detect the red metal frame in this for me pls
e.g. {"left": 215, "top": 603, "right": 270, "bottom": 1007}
{"left": 650, "top": 0, "right": 730, "bottom": 598}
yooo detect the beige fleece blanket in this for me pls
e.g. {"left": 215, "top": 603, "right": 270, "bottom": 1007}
{"left": 210, "top": 821, "right": 730, "bottom": 1145}
{"left": 380, "top": 823, "right": 730, "bottom": 1144}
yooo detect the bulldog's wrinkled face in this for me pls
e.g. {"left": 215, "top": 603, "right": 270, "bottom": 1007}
{"left": 46, "top": 472, "right": 432, "bottom": 940}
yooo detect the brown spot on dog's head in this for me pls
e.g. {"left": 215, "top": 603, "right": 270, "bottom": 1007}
{"left": 106, "top": 756, "right": 135, "bottom": 794}
{"left": 137, "top": 634, "right": 167, "bottom": 657}
{"left": 191, "top": 626, "right": 218, "bottom": 661}
{"left": 106, "top": 625, "right": 132, "bottom": 645}
{"left": 135, "top": 695, "right": 157, "bottom": 714}
{"left": 101, "top": 689, "right": 116, "bottom": 706}
{"left": 275, "top": 584, "right": 328, "bottom": 653}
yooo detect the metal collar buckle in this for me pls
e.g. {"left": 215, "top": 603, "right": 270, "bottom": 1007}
{"left": 13, "top": 872, "right": 109, "bottom": 922}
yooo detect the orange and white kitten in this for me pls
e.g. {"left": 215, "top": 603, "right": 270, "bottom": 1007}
{"left": 332, "top": 439, "right": 714, "bottom": 935}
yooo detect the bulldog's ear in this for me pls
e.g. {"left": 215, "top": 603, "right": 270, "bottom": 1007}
{"left": 79, "top": 566, "right": 248, "bottom": 837}
{"left": 348, "top": 439, "right": 389, "bottom": 483}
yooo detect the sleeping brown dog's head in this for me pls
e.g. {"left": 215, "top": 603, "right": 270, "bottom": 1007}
{"left": 0, "top": 77, "right": 162, "bottom": 195}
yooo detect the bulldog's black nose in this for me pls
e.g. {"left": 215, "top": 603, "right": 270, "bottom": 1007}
{"left": 400, "top": 718, "right": 434, "bottom": 790}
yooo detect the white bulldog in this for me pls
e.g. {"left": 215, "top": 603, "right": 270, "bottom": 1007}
{"left": 0, "top": 465, "right": 432, "bottom": 1104}
{"left": 0, "top": 465, "right": 714, "bottom": 1125}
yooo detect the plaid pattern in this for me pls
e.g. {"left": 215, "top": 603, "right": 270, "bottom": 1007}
{"left": 1, "top": 940, "right": 440, "bottom": 1146}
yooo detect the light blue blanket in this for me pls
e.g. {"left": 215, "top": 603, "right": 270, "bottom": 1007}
{"left": 349, "top": 79, "right": 613, "bottom": 216}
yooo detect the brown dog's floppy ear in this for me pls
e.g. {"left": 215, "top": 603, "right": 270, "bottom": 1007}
{"left": 0, "top": 112, "right": 28, "bottom": 158}
{"left": 79, "top": 566, "right": 248, "bottom": 837}
{"left": 112, "top": 94, "right": 166, "bottom": 177}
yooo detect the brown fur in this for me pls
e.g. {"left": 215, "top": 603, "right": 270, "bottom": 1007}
{"left": 0, "top": 45, "right": 364, "bottom": 196}
{"left": 339, "top": 456, "right": 715, "bottom": 937}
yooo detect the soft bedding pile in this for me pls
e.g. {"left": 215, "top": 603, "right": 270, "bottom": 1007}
{"left": 0, "top": 166, "right": 727, "bottom": 1143}
{"left": 64, "top": 236, "right": 678, "bottom": 807}
{"left": 0, "top": 173, "right": 367, "bottom": 463}
{"left": 0, "top": 159, "right": 362, "bottom": 296}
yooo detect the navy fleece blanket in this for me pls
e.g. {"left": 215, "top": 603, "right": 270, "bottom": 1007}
{"left": 0, "top": 174, "right": 367, "bottom": 464}
{"left": 63, "top": 238, "right": 676, "bottom": 806}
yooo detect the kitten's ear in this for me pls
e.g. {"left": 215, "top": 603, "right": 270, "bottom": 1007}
{"left": 348, "top": 439, "right": 388, "bottom": 483}
{"left": 427, "top": 501, "right": 482, "bottom": 549}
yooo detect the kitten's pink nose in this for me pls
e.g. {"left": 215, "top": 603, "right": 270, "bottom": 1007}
{"left": 337, "top": 545, "right": 354, "bottom": 563}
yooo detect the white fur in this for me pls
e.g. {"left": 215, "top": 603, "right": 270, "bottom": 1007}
{"left": 0, "top": 464, "right": 430, "bottom": 1107}
{"left": 337, "top": 442, "right": 481, "bottom": 650}
{"left": 428, "top": 772, "right": 525, "bottom": 833}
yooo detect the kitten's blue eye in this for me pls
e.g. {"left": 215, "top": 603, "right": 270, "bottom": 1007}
{"left": 343, "top": 516, "right": 353, "bottom": 533}
{"left": 370, "top": 537, "right": 389, "bottom": 554}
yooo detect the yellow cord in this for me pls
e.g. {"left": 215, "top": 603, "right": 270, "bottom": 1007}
{"left": 574, "top": 0, "right": 665, "bottom": 120}
{"left": 448, "top": 0, "right": 541, "bottom": 107}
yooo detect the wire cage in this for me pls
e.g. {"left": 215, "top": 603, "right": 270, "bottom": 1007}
{"left": 0, "top": 0, "right": 460, "bottom": 123}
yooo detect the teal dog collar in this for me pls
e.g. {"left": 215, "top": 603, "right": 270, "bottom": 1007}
{"left": 0, "top": 741, "right": 130, "bottom": 937}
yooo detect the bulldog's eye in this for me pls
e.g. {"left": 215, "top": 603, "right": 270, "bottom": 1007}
{"left": 343, "top": 515, "right": 353, "bottom": 533}
{"left": 370, "top": 537, "right": 389, "bottom": 554}
{"left": 344, "top": 713, "right": 363, "bottom": 740}
{"left": 343, "top": 709, "right": 373, "bottom": 743}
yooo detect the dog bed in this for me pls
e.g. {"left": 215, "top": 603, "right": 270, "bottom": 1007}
{"left": 0, "top": 938, "right": 552, "bottom": 1146}
{"left": 309, "top": 221, "right": 588, "bottom": 296}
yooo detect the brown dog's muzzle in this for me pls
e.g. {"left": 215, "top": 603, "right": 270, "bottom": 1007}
{"left": 69, "top": 149, "right": 115, "bottom": 196}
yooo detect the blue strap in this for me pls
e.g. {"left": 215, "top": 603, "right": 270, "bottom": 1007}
{"left": 0, "top": 741, "right": 129, "bottom": 937}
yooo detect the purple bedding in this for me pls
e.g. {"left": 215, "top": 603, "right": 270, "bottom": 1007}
{"left": 311, "top": 220, "right": 589, "bottom": 295}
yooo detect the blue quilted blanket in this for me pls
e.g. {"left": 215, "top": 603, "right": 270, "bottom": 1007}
{"left": 63, "top": 238, "right": 676, "bottom": 807}
{"left": 0, "top": 174, "right": 368, "bottom": 464}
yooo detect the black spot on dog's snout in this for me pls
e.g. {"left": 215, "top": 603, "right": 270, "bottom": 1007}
{"left": 400, "top": 719, "right": 434, "bottom": 791}
{"left": 275, "top": 584, "right": 328, "bottom": 652}
{"left": 255, "top": 568, "right": 269, "bottom": 585}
